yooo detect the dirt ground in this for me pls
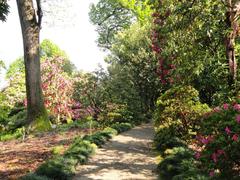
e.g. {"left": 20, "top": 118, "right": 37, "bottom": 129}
{"left": 74, "top": 123, "right": 158, "bottom": 180}
{"left": 0, "top": 128, "right": 90, "bottom": 180}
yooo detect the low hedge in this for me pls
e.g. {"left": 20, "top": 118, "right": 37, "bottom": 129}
{"left": 83, "top": 127, "right": 117, "bottom": 146}
{"left": 21, "top": 122, "right": 134, "bottom": 180}
{"left": 111, "top": 122, "right": 133, "bottom": 134}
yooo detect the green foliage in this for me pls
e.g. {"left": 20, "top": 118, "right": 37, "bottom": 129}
{"left": 72, "top": 71, "right": 104, "bottom": 118}
{"left": 111, "top": 122, "right": 133, "bottom": 133}
{"left": 20, "top": 173, "right": 50, "bottom": 180}
{"left": 0, "top": 92, "right": 11, "bottom": 128}
{"left": 56, "top": 120, "right": 99, "bottom": 132}
{"left": 35, "top": 156, "right": 75, "bottom": 180}
{"left": 154, "top": 126, "right": 187, "bottom": 155}
{"left": 154, "top": 86, "right": 210, "bottom": 140}
{"left": 89, "top": 0, "right": 134, "bottom": 48}
{"left": 64, "top": 139, "right": 96, "bottom": 164}
{"left": 2, "top": 71, "right": 26, "bottom": 107}
{"left": 196, "top": 103, "right": 240, "bottom": 177}
{"left": 82, "top": 127, "right": 117, "bottom": 146}
{"left": 0, "top": 127, "right": 24, "bottom": 141}
{"left": 110, "top": 21, "right": 161, "bottom": 113}
{"left": 29, "top": 112, "right": 51, "bottom": 132}
{"left": 6, "top": 58, "right": 25, "bottom": 79}
{"left": 118, "top": 0, "right": 152, "bottom": 22}
{"left": 0, "top": 1, "right": 9, "bottom": 21}
{"left": 98, "top": 103, "right": 134, "bottom": 125}
{"left": 158, "top": 147, "right": 206, "bottom": 180}
{"left": 51, "top": 145, "right": 65, "bottom": 155}
{"left": 40, "top": 39, "right": 76, "bottom": 75}
{"left": 7, "top": 110, "right": 27, "bottom": 131}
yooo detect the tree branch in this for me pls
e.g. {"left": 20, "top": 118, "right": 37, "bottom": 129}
{"left": 36, "top": 0, "right": 43, "bottom": 28}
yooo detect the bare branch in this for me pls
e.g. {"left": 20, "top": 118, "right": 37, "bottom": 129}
{"left": 36, "top": 0, "right": 43, "bottom": 28}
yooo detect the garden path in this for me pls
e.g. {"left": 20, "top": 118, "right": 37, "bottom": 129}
{"left": 74, "top": 123, "right": 157, "bottom": 180}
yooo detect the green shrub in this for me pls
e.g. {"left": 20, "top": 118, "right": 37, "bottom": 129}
{"left": 82, "top": 128, "right": 117, "bottom": 146}
{"left": 154, "top": 85, "right": 210, "bottom": 141}
{"left": 51, "top": 145, "right": 65, "bottom": 155}
{"left": 35, "top": 156, "right": 75, "bottom": 180}
{"left": 0, "top": 127, "right": 24, "bottom": 141}
{"left": 64, "top": 139, "right": 96, "bottom": 164}
{"left": 7, "top": 110, "right": 27, "bottom": 131}
{"left": 158, "top": 147, "right": 203, "bottom": 180}
{"left": 98, "top": 103, "right": 134, "bottom": 125}
{"left": 56, "top": 120, "right": 99, "bottom": 132}
{"left": 20, "top": 173, "right": 50, "bottom": 180}
{"left": 172, "top": 171, "right": 208, "bottom": 180}
{"left": 111, "top": 122, "right": 133, "bottom": 133}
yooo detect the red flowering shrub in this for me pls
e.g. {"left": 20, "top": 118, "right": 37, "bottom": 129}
{"left": 151, "top": 8, "right": 175, "bottom": 84}
{"left": 196, "top": 102, "right": 240, "bottom": 178}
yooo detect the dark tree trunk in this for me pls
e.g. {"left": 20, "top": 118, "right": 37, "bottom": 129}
{"left": 16, "top": 0, "right": 48, "bottom": 128}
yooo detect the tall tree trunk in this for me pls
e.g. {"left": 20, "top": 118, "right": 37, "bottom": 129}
{"left": 16, "top": 0, "right": 49, "bottom": 130}
{"left": 226, "top": 0, "right": 238, "bottom": 86}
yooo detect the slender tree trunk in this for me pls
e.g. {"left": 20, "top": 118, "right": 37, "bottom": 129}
{"left": 226, "top": 0, "right": 238, "bottom": 86}
{"left": 16, "top": 0, "right": 48, "bottom": 127}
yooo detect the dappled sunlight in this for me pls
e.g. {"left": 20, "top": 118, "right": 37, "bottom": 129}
{"left": 74, "top": 123, "right": 157, "bottom": 180}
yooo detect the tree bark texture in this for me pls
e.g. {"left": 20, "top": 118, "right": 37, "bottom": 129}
{"left": 16, "top": 0, "right": 46, "bottom": 123}
{"left": 225, "top": 0, "right": 239, "bottom": 86}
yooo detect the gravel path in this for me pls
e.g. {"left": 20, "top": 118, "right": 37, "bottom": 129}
{"left": 74, "top": 123, "right": 157, "bottom": 180}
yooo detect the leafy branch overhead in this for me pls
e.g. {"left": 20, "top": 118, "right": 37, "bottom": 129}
{"left": 0, "top": 0, "right": 9, "bottom": 21}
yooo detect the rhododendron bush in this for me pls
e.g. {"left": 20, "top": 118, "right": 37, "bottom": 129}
{"left": 41, "top": 57, "right": 96, "bottom": 123}
{"left": 195, "top": 102, "right": 240, "bottom": 178}
{"left": 154, "top": 86, "right": 210, "bottom": 140}
{"left": 41, "top": 57, "right": 74, "bottom": 123}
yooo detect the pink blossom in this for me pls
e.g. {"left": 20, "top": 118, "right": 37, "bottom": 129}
{"left": 232, "top": 134, "right": 238, "bottom": 141}
{"left": 233, "top": 104, "right": 240, "bottom": 111}
{"left": 194, "top": 152, "right": 201, "bottom": 159}
{"left": 23, "top": 99, "right": 27, "bottom": 107}
{"left": 209, "top": 170, "right": 215, "bottom": 177}
{"left": 225, "top": 126, "right": 231, "bottom": 135}
{"left": 217, "top": 149, "right": 225, "bottom": 156}
{"left": 236, "top": 115, "right": 240, "bottom": 123}
{"left": 211, "top": 153, "right": 218, "bottom": 163}
{"left": 223, "top": 103, "right": 229, "bottom": 110}
{"left": 213, "top": 106, "right": 221, "bottom": 112}
{"left": 197, "top": 135, "right": 213, "bottom": 145}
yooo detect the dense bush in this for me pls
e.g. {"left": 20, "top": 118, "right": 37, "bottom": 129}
{"left": 20, "top": 173, "right": 50, "bottom": 180}
{"left": 0, "top": 127, "right": 24, "bottom": 141}
{"left": 64, "top": 139, "right": 96, "bottom": 164}
{"left": 110, "top": 122, "right": 133, "bottom": 133}
{"left": 35, "top": 156, "right": 75, "bottom": 180}
{"left": 158, "top": 147, "right": 207, "bottom": 180}
{"left": 83, "top": 127, "right": 117, "bottom": 146}
{"left": 154, "top": 86, "right": 210, "bottom": 140}
{"left": 98, "top": 103, "right": 134, "bottom": 125}
{"left": 154, "top": 126, "right": 187, "bottom": 154}
{"left": 35, "top": 139, "right": 96, "bottom": 179}
{"left": 7, "top": 110, "right": 27, "bottom": 130}
{"left": 196, "top": 102, "right": 240, "bottom": 178}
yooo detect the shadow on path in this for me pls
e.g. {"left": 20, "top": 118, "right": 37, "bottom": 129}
{"left": 74, "top": 123, "right": 158, "bottom": 180}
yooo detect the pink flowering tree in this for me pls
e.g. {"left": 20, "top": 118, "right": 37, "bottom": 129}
{"left": 41, "top": 57, "right": 75, "bottom": 123}
{"left": 195, "top": 102, "right": 240, "bottom": 177}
